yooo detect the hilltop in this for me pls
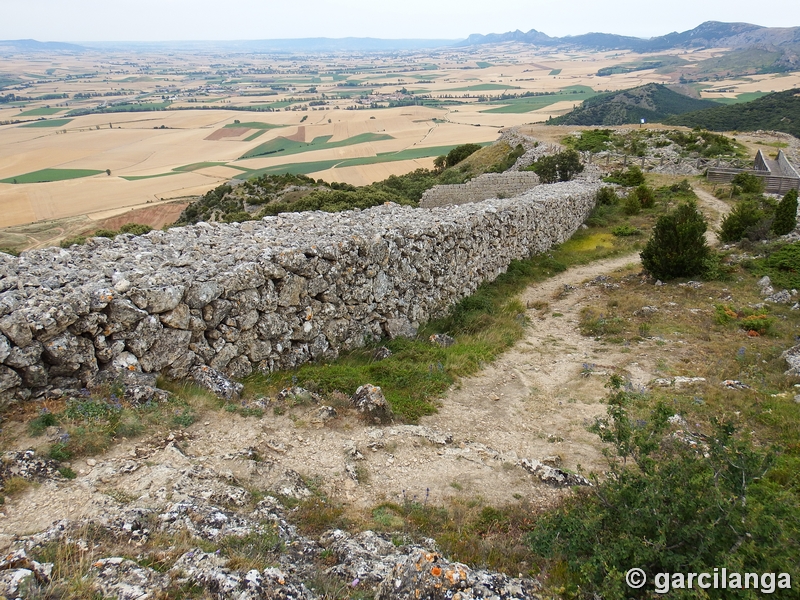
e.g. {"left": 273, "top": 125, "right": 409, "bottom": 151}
{"left": 665, "top": 88, "right": 800, "bottom": 138}
{"left": 547, "top": 83, "right": 718, "bottom": 126}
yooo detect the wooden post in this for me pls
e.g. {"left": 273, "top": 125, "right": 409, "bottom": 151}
{"left": 641, "top": 156, "right": 645, "bottom": 168}
{"left": 623, "top": 155, "right": 627, "bottom": 167}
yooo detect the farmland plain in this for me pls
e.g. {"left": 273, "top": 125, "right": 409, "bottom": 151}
{"left": 1, "top": 42, "right": 799, "bottom": 239}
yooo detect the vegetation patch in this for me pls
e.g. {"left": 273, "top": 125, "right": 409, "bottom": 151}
{"left": 19, "top": 118, "right": 73, "bottom": 128}
{"left": 0, "top": 168, "right": 102, "bottom": 184}
{"left": 481, "top": 86, "right": 596, "bottom": 114}
{"left": 240, "top": 132, "right": 393, "bottom": 160}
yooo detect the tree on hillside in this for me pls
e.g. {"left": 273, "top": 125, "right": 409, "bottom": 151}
{"left": 640, "top": 201, "right": 710, "bottom": 280}
{"left": 772, "top": 189, "right": 798, "bottom": 236}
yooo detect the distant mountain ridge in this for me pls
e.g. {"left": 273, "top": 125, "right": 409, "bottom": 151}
{"left": 547, "top": 83, "right": 720, "bottom": 126}
{"left": 457, "top": 21, "right": 800, "bottom": 51}
{"left": 0, "top": 39, "right": 86, "bottom": 52}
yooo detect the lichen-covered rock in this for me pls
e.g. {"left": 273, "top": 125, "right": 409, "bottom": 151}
{"left": 352, "top": 384, "right": 393, "bottom": 423}
{"left": 783, "top": 344, "right": 800, "bottom": 377}
{"left": 375, "top": 548, "right": 541, "bottom": 600}
{"left": 429, "top": 333, "right": 455, "bottom": 348}
{"left": 519, "top": 458, "right": 591, "bottom": 487}
{"left": 91, "top": 557, "right": 170, "bottom": 600}
{"left": 191, "top": 365, "right": 243, "bottom": 400}
{"left": 1, "top": 450, "right": 64, "bottom": 487}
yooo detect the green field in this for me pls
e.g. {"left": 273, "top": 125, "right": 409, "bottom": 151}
{"left": 476, "top": 62, "right": 494, "bottom": 69}
{"left": 548, "top": 69, "right": 562, "bottom": 76}
{"left": 120, "top": 172, "right": 180, "bottom": 181}
{"left": 224, "top": 121, "right": 283, "bottom": 129}
{"left": 450, "top": 83, "right": 522, "bottom": 92}
{"left": 481, "top": 85, "right": 598, "bottom": 114}
{"left": 174, "top": 162, "right": 229, "bottom": 172}
{"left": 20, "top": 118, "right": 73, "bottom": 128}
{"left": 709, "top": 92, "right": 770, "bottom": 105}
{"left": 240, "top": 132, "right": 394, "bottom": 160}
{"left": 238, "top": 143, "right": 489, "bottom": 179}
{"left": 1, "top": 168, "right": 103, "bottom": 184}
{"left": 18, "top": 107, "right": 66, "bottom": 116}
{"left": 244, "top": 130, "right": 269, "bottom": 141}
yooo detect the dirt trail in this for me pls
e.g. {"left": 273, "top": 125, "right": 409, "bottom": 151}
{"left": 692, "top": 185, "right": 730, "bottom": 245}
{"left": 0, "top": 189, "right": 733, "bottom": 544}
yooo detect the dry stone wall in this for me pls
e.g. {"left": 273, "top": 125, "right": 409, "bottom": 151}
{"left": 0, "top": 178, "right": 600, "bottom": 402}
{"left": 419, "top": 172, "right": 541, "bottom": 208}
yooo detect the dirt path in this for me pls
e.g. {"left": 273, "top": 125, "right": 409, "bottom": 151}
{"left": 692, "top": 185, "right": 730, "bottom": 245}
{"left": 0, "top": 189, "right": 734, "bottom": 544}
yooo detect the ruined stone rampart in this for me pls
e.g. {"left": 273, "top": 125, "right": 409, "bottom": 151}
{"left": 0, "top": 179, "right": 600, "bottom": 401}
{"left": 419, "top": 171, "right": 541, "bottom": 208}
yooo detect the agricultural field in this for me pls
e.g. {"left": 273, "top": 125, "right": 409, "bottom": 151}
{"left": 1, "top": 42, "right": 799, "bottom": 241}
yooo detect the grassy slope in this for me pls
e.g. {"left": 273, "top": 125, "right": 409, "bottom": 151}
{"left": 549, "top": 84, "right": 719, "bottom": 126}
{"left": 666, "top": 88, "right": 800, "bottom": 138}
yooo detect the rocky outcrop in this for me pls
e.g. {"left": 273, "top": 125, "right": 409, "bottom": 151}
{"left": 0, "top": 178, "right": 600, "bottom": 402}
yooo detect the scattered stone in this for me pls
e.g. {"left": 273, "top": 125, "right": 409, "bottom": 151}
{"left": 654, "top": 280, "right": 665, "bottom": 287}
{"left": 191, "top": 365, "right": 243, "bottom": 400}
{"left": 541, "top": 455, "right": 562, "bottom": 467}
{"left": 315, "top": 405, "right": 337, "bottom": 421}
{"left": 652, "top": 376, "right": 706, "bottom": 388}
{"left": 519, "top": 458, "right": 591, "bottom": 487}
{"left": 429, "top": 333, "right": 455, "bottom": 348}
{"left": 351, "top": 384, "right": 393, "bottom": 423}
{"left": 1, "top": 450, "right": 64, "bottom": 487}
{"left": 766, "top": 290, "right": 792, "bottom": 304}
{"left": 721, "top": 380, "right": 751, "bottom": 390}
{"left": 758, "top": 276, "right": 774, "bottom": 297}
{"left": 277, "top": 386, "right": 321, "bottom": 405}
{"left": 271, "top": 469, "right": 312, "bottom": 500}
{"left": 372, "top": 346, "right": 393, "bottom": 361}
{"left": 634, "top": 306, "right": 659, "bottom": 316}
{"left": 91, "top": 557, "right": 170, "bottom": 600}
{"left": 782, "top": 344, "right": 800, "bottom": 377}
{"left": 678, "top": 281, "right": 703, "bottom": 289}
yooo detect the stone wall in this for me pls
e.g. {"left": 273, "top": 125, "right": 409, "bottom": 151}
{"left": 0, "top": 178, "right": 600, "bottom": 402}
{"left": 419, "top": 172, "right": 541, "bottom": 208}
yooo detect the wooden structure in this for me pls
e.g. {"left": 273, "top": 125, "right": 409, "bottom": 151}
{"left": 707, "top": 150, "right": 800, "bottom": 194}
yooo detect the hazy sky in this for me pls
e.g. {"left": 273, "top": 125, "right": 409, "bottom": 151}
{"left": 3, "top": 0, "right": 800, "bottom": 42}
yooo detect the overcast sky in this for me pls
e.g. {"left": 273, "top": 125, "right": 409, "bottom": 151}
{"left": 3, "top": 0, "right": 800, "bottom": 42}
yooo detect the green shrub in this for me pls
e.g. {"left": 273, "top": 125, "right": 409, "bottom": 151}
{"left": 595, "top": 186, "right": 618, "bottom": 205}
{"left": 732, "top": 172, "right": 765, "bottom": 194}
{"left": 719, "top": 200, "right": 767, "bottom": 242}
{"left": 772, "top": 189, "right": 798, "bottom": 236}
{"left": 445, "top": 143, "right": 482, "bottom": 168}
{"left": 117, "top": 223, "right": 153, "bottom": 236}
{"left": 525, "top": 150, "right": 584, "bottom": 184}
{"left": 59, "top": 236, "right": 86, "bottom": 248}
{"left": 622, "top": 193, "right": 641, "bottom": 215}
{"left": 633, "top": 184, "right": 655, "bottom": 209}
{"left": 640, "top": 201, "right": 711, "bottom": 280}
{"left": 528, "top": 377, "right": 797, "bottom": 600}
{"left": 602, "top": 165, "right": 645, "bottom": 187}
{"left": 611, "top": 224, "right": 641, "bottom": 237}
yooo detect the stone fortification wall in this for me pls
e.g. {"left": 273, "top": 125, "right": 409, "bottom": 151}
{"left": 0, "top": 179, "right": 600, "bottom": 401}
{"left": 419, "top": 171, "right": 541, "bottom": 208}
